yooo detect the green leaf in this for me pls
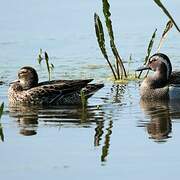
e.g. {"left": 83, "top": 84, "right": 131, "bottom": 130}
{"left": 102, "top": 0, "right": 114, "bottom": 40}
{"left": 138, "top": 29, "right": 157, "bottom": 78}
{"left": 145, "top": 28, "right": 157, "bottom": 64}
{"left": 157, "top": 20, "right": 173, "bottom": 52}
{"left": 38, "top": 54, "right": 43, "bottom": 65}
{"left": 153, "top": 0, "right": 180, "bottom": 33}
{"left": 94, "top": 13, "right": 117, "bottom": 80}
{"left": 94, "top": 13, "right": 108, "bottom": 59}
{"left": 102, "top": 0, "right": 127, "bottom": 79}
{"left": 50, "top": 63, "right": 54, "bottom": 71}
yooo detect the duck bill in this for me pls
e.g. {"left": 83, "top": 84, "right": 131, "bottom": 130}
{"left": 9, "top": 79, "right": 20, "bottom": 85}
{"left": 136, "top": 65, "right": 150, "bottom": 71}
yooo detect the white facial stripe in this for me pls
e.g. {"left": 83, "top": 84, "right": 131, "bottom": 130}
{"left": 150, "top": 55, "right": 172, "bottom": 80}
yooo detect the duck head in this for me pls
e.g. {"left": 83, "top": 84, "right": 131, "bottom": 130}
{"left": 11, "top": 66, "right": 39, "bottom": 90}
{"left": 136, "top": 53, "right": 172, "bottom": 82}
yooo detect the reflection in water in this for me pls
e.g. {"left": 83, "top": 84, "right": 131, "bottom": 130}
{"left": 101, "top": 120, "right": 113, "bottom": 162}
{"left": 8, "top": 84, "right": 125, "bottom": 162}
{"left": 94, "top": 121, "right": 104, "bottom": 146}
{"left": 94, "top": 120, "right": 113, "bottom": 162}
{"left": 94, "top": 84, "right": 125, "bottom": 162}
{"left": 0, "top": 123, "right": 4, "bottom": 142}
{"left": 9, "top": 106, "right": 38, "bottom": 136}
{"left": 139, "top": 99, "right": 172, "bottom": 142}
{"left": 9, "top": 104, "right": 105, "bottom": 136}
{"left": 111, "top": 84, "right": 126, "bottom": 103}
{"left": 0, "top": 102, "right": 4, "bottom": 142}
{"left": 103, "top": 84, "right": 126, "bottom": 104}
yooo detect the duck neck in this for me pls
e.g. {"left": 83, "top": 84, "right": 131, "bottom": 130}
{"left": 150, "top": 70, "right": 168, "bottom": 88}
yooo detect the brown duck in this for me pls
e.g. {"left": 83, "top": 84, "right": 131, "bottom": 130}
{"left": 8, "top": 66, "right": 104, "bottom": 105}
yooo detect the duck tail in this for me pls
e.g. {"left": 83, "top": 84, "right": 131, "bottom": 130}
{"left": 83, "top": 84, "right": 104, "bottom": 98}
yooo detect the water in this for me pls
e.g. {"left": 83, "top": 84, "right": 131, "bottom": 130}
{"left": 0, "top": 0, "right": 180, "bottom": 179}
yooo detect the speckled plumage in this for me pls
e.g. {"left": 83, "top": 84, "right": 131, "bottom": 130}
{"left": 136, "top": 53, "right": 180, "bottom": 100}
{"left": 8, "top": 66, "right": 104, "bottom": 105}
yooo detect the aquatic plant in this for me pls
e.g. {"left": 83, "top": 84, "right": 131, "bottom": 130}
{"left": 94, "top": 0, "right": 127, "bottom": 80}
{"left": 138, "top": 29, "right": 157, "bottom": 78}
{"left": 153, "top": 0, "right": 180, "bottom": 33}
{"left": 37, "top": 49, "right": 54, "bottom": 81}
{"left": 80, "top": 90, "right": 87, "bottom": 111}
{"left": 157, "top": 20, "right": 173, "bottom": 52}
{"left": 138, "top": 19, "right": 174, "bottom": 79}
{"left": 0, "top": 102, "right": 4, "bottom": 142}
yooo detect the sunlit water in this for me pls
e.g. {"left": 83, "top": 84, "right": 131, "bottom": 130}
{"left": 0, "top": 0, "right": 180, "bottom": 179}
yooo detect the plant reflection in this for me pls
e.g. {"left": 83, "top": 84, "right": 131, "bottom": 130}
{"left": 0, "top": 102, "right": 4, "bottom": 142}
{"left": 8, "top": 84, "right": 126, "bottom": 162}
{"left": 139, "top": 99, "right": 172, "bottom": 142}
{"left": 101, "top": 120, "right": 113, "bottom": 162}
{"left": 103, "top": 84, "right": 126, "bottom": 104}
{"left": 94, "top": 84, "right": 125, "bottom": 162}
{"left": 9, "top": 104, "right": 105, "bottom": 136}
{"left": 111, "top": 84, "right": 126, "bottom": 103}
{"left": 0, "top": 123, "right": 4, "bottom": 142}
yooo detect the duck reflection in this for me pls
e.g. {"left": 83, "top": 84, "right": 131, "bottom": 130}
{"left": 8, "top": 84, "right": 125, "bottom": 163}
{"left": 9, "top": 106, "right": 38, "bottom": 136}
{"left": 140, "top": 99, "right": 172, "bottom": 142}
{"left": 9, "top": 104, "right": 105, "bottom": 136}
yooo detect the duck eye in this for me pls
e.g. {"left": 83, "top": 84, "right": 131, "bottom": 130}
{"left": 19, "top": 71, "right": 28, "bottom": 78}
{"left": 149, "top": 59, "right": 156, "bottom": 63}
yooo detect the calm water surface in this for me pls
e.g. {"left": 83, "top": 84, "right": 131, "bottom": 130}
{"left": 0, "top": 0, "right": 180, "bottom": 179}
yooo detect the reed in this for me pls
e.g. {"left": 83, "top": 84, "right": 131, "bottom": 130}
{"left": 137, "top": 0, "right": 179, "bottom": 77}
{"left": 94, "top": 0, "right": 127, "bottom": 80}
{"left": 157, "top": 20, "right": 173, "bottom": 52}
{"left": 138, "top": 29, "right": 157, "bottom": 78}
{"left": 80, "top": 90, "right": 87, "bottom": 111}
{"left": 138, "top": 19, "right": 174, "bottom": 79}
{"left": 37, "top": 49, "right": 54, "bottom": 81}
{"left": 153, "top": 0, "right": 180, "bottom": 33}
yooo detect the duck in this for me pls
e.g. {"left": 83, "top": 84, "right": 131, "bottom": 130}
{"left": 136, "top": 53, "right": 180, "bottom": 100}
{"left": 8, "top": 66, "right": 104, "bottom": 105}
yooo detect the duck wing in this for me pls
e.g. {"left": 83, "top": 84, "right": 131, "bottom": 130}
{"left": 169, "top": 71, "right": 180, "bottom": 85}
{"left": 38, "top": 79, "right": 93, "bottom": 86}
{"left": 25, "top": 80, "right": 93, "bottom": 105}
{"left": 82, "top": 83, "right": 104, "bottom": 98}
